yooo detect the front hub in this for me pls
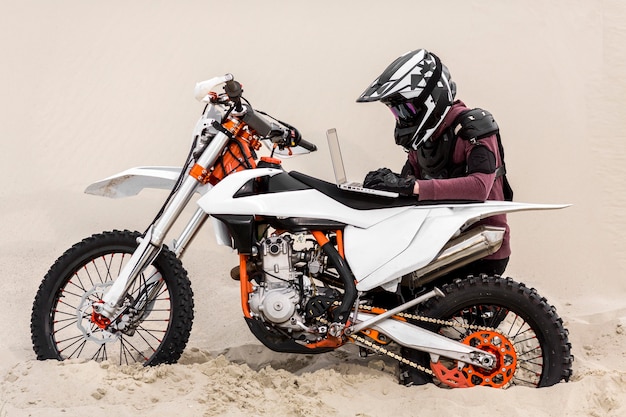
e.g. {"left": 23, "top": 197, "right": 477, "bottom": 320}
{"left": 90, "top": 304, "right": 112, "bottom": 330}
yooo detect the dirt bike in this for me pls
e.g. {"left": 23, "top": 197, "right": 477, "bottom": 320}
{"left": 31, "top": 74, "right": 573, "bottom": 388}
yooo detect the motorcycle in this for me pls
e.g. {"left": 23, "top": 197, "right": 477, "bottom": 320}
{"left": 31, "top": 74, "right": 573, "bottom": 388}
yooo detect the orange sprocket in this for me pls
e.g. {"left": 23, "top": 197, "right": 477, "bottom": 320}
{"left": 430, "top": 330, "right": 517, "bottom": 388}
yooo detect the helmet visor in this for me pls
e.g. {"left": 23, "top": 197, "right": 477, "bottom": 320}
{"left": 389, "top": 102, "right": 412, "bottom": 120}
{"left": 388, "top": 102, "right": 425, "bottom": 125}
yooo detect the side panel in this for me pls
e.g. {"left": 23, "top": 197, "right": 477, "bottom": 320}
{"left": 343, "top": 209, "right": 430, "bottom": 282}
{"left": 356, "top": 207, "right": 467, "bottom": 291}
{"left": 211, "top": 216, "right": 234, "bottom": 248}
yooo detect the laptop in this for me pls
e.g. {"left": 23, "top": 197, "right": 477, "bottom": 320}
{"left": 326, "top": 128, "right": 399, "bottom": 198}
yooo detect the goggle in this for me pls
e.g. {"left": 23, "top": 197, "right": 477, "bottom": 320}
{"left": 388, "top": 102, "right": 416, "bottom": 121}
{"left": 387, "top": 102, "right": 427, "bottom": 127}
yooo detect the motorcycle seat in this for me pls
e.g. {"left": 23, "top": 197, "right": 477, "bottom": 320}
{"left": 289, "top": 171, "right": 421, "bottom": 210}
{"left": 288, "top": 171, "right": 480, "bottom": 210}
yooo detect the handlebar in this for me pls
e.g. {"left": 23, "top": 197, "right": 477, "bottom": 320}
{"left": 242, "top": 107, "right": 317, "bottom": 152}
{"left": 297, "top": 138, "right": 317, "bottom": 152}
{"left": 242, "top": 109, "right": 274, "bottom": 137}
{"left": 223, "top": 77, "right": 316, "bottom": 153}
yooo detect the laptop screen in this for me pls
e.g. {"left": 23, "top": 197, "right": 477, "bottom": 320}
{"left": 326, "top": 128, "right": 347, "bottom": 184}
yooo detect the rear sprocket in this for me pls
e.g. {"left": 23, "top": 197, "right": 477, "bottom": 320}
{"left": 430, "top": 329, "right": 517, "bottom": 388}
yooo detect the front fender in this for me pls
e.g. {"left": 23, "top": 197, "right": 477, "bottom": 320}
{"left": 84, "top": 166, "right": 211, "bottom": 198}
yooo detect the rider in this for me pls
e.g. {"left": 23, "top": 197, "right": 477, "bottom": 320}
{"left": 358, "top": 48, "right": 513, "bottom": 387}
{"left": 358, "top": 49, "right": 511, "bottom": 278}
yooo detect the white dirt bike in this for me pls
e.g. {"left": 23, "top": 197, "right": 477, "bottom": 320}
{"left": 31, "top": 74, "right": 573, "bottom": 388}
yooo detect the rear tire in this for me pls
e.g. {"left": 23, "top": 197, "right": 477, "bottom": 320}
{"left": 31, "top": 230, "right": 194, "bottom": 365}
{"left": 417, "top": 275, "right": 573, "bottom": 387}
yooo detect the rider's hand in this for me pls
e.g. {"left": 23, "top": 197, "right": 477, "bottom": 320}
{"left": 364, "top": 168, "right": 393, "bottom": 187}
{"left": 364, "top": 168, "right": 415, "bottom": 196}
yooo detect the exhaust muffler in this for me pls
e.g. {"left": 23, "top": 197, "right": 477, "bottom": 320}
{"left": 406, "top": 225, "right": 505, "bottom": 286}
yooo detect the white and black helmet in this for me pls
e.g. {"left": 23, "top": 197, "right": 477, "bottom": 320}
{"left": 357, "top": 49, "right": 456, "bottom": 150}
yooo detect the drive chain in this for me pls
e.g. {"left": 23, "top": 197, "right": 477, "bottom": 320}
{"left": 349, "top": 332, "right": 435, "bottom": 376}
{"left": 358, "top": 304, "right": 494, "bottom": 332}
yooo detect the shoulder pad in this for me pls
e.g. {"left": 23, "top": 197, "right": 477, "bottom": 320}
{"left": 457, "top": 108, "right": 499, "bottom": 141}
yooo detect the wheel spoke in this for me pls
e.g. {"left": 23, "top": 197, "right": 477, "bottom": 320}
{"left": 91, "top": 344, "right": 108, "bottom": 362}
{"left": 120, "top": 336, "right": 150, "bottom": 363}
{"left": 58, "top": 335, "right": 88, "bottom": 357}
{"left": 52, "top": 318, "right": 78, "bottom": 333}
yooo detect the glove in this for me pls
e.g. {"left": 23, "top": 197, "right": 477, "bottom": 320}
{"left": 364, "top": 168, "right": 392, "bottom": 187}
{"left": 363, "top": 168, "right": 415, "bottom": 196}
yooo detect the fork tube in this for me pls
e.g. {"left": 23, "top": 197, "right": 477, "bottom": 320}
{"left": 150, "top": 131, "right": 230, "bottom": 245}
{"left": 173, "top": 208, "right": 210, "bottom": 258}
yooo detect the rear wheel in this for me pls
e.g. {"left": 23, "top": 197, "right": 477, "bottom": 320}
{"left": 31, "top": 230, "right": 194, "bottom": 365}
{"left": 415, "top": 275, "right": 573, "bottom": 387}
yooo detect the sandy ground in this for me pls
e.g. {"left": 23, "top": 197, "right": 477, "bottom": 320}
{"left": 2, "top": 1, "right": 626, "bottom": 416}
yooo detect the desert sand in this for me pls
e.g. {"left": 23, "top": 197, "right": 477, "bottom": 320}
{"left": 2, "top": 1, "right": 626, "bottom": 416}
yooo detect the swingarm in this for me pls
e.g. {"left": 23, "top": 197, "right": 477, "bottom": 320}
{"left": 349, "top": 290, "right": 498, "bottom": 371}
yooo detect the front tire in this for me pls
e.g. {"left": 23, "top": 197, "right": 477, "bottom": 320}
{"left": 31, "top": 230, "right": 194, "bottom": 365}
{"left": 418, "top": 275, "right": 573, "bottom": 387}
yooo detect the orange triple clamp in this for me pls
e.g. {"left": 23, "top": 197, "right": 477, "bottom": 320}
{"left": 190, "top": 163, "right": 211, "bottom": 184}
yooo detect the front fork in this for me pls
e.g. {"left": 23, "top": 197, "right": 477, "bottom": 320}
{"left": 94, "top": 131, "right": 231, "bottom": 321}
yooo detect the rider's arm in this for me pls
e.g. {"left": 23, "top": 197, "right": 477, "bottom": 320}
{"left": 415, "top": 134, "right": 501, "bottom": 201}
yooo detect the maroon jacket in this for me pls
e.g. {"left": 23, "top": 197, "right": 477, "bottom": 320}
{"left": 405, "top": 100, "right": 510, "bottom": 260}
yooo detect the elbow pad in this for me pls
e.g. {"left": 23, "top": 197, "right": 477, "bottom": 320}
{"left": 467, "top": 146, "right": 497, "bottom": 175}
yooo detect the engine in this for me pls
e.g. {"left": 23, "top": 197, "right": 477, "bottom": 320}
{"left": 248, "top": 234, "right": 338, "bottom": 341}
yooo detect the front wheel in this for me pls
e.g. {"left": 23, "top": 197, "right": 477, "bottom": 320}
{"left": 31, "top": 230, "right": 194, "bottom": 365}
{"left": 417, "top": 275, "right": 573, "bottom": 388}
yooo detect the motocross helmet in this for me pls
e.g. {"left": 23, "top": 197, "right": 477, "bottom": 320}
{"left": 357, "top": 49, "right": 456, "bottom": 150}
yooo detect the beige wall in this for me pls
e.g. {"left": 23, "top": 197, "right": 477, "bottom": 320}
{"left": 2, "top": 1, "right": 625, "bottom": 307}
